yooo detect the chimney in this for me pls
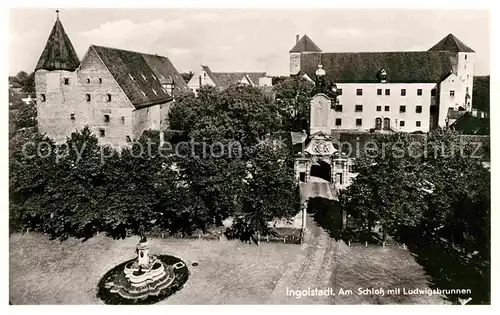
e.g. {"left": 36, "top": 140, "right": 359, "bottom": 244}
{"left": 296, "top": 34, "right": 299, "bottom": 44}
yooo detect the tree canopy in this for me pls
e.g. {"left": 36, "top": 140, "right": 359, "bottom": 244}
{"left": 273, "top": 76, "right": 314, "bottom": 132}
{"left": 11, "top": 84, "right": 300, "bottom": 243}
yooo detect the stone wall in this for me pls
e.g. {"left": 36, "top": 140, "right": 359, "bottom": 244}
{"left": 77, "top": 47, "right": 135, "bottom": 148}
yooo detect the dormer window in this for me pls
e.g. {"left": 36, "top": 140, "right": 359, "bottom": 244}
{"left": 379, "top": 69, "right": 387, "bottom": 83}
{"left": 41, "top": 94, "right": 46, "bottom": 102}
{"left": 98, "top": 78, "right": 102, "bottom": 84}
{"left": 64, "top": 78, "right": 70, "bottom": 85}
{"left": 86, "top": 78, "right": 91, "bottom": 84}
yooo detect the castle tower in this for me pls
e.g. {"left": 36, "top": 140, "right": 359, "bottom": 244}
{"left": 289, "top": 34, "right": 322, "bottom": 76}
{"left": 429, "top": 33, "right": 475, "bottom": 111}
{"left": 35, "top": 10, "right": 80, "bottom": 143}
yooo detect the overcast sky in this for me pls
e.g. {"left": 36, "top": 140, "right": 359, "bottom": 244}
{"left": 9, "top": 8, "right": 490, "bottom": 76}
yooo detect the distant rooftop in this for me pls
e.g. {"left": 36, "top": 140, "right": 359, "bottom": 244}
{"left": 289, "top": 34, "right": 322, "bottom": 53}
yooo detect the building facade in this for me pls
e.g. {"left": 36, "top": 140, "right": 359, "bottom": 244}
{"left": 34, "top": 13, "right": 190, "bottom": 148}
{"left": 290, "top": 34, "right": 475, "bottom": 133}
{"left": 187, "top": 65, "right": 271, "bottom": 96}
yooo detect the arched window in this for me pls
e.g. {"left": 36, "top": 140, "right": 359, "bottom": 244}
{"left": 375, "top": 117, "right": 382, "bottom": 130}
{"left": 383, "top": 118, "right": 391, "bottom": 130}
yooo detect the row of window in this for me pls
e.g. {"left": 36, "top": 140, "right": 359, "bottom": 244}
{"left": 64, "top": 78, "right": 103, "bottom": 85}
{"left": 70, "top": 114, "right": 126, "bottom": 124}
{"left": 334, "top": 105, "right": 423, "bottom": 113}
{"left": 86, "top": 94, "right": 112, "bottom": 102}
{"left": 354, "top": 88, "right": 435, "bottom": 96}
{"left": 334, "top": 118, "right": 422, "bottom": 128}
{"left": 39, "top": 93, "right": 113, "bottom": 102}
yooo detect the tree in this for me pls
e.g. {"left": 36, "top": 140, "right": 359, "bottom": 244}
{"left": 169, "top": 85, "right": 299, "bottom": 241}
{"left": 340, "top": 133, "right": 427, "bottom": 241}
{"left": 472, "top": 76, "right": 489, "bottom": 115}
{"left": 42, "top": 126, "right": 107, "bottom": 240}
{"left": 180, "top": 71, "right": 194, "bottom": 83}
{"left": 233, "top": 141, "right": 300, "bottom": 242}
{"left": 273, "top": 76, "right": 314, "bottom": 132}
{"left": 9, "top": 131, "right": 57, "bottom": 233}
{"left": 419, "top": 129, "right": 490, "bottom": 252}
{"left": 11, "top": 99, "right": 37, "bottom": 130}
{"left": 11, "top": 71, "right": 35, "bottom": 93}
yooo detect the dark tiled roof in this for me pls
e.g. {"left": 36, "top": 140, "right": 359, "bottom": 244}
{"left": 141, "top": 54, "right": 191, "bottom": 96}
{"left": 92, "top": 45, "right": 189, "bottom": 108}
{"left": 213, "top": 72, "right": 266, "bottom": 87}
{"left": 289, "top": 35, "right": 322, "bottom": 53}
{"left": 300, "top": 51, "right": 455, "bottom": 83}
{"left": 450, "top": 112, "right": 490, "bottom": 135}
{"left": 35, "top": 18, "right": 80, "bottom": 71}
{"left": 428, "top": 33, "right": 475, "bottom": 53}
{"left": 447, "top": 108, "right": 467, "bottom": 120}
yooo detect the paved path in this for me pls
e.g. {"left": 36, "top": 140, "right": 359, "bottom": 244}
{"left": 299, "top": 177, "right": 338, "bottom": 201}
{"left": 268, "top": 215, "right": 337, "bottom": 304}
{"left": 267, "top": 215, "right": 446, "bottom": 304}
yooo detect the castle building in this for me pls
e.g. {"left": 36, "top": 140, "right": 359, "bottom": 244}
{"left": 290, "top": 34, "right": 475, "bottom": 134}
{"left": 187, "top": 65, "right": 271, "bottom": 96}
{"left": 34, "top": 12, "right": 191, "bottom": 147}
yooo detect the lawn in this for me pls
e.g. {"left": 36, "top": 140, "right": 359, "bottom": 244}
{"left": 9, "top": 218, "right": 447, "bottom": 304}
{"left": 9, "top": 232, "right": 302, "bottom": 304}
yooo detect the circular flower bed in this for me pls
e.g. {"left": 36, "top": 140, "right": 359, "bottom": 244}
{"left": 97, "top": 255, "right": 189, "bottom": 305}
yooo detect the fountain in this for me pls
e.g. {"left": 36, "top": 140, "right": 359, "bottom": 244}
{"left": 98, "top": 236, "right": 189, "bottom": 304}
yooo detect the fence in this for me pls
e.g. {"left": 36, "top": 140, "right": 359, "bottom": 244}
{"left": 146, "top": 226, "right": 305, "bottom": 244}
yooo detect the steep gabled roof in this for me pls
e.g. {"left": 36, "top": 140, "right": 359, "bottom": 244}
{"left": 428, "top": 33, "right": 475, "bottom": 53}
{"left": 213, "top": 72, "right": 267, "bottom": 87}
{"left": 91, "top": 45, "right": 189, "bottom": 108}
{"left": 35, "top": 17, "right": 80, "bottom": 71}
{"left": 289, "top": 35, "right": 322, "bottom": 53}
{"left": 300, "top": 51, "right": 455, "bottom": 83}
{"left": 246, "top": 72, "right": 267, "bottom": 86}
{"left": 201, "top": 65, "right": 221, "bottom": 86}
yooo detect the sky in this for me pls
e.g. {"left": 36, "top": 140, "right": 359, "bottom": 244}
{"left": 9, "top": 8, "right": 490, "bottom": 76}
